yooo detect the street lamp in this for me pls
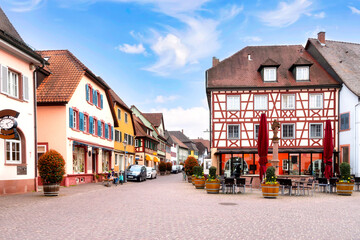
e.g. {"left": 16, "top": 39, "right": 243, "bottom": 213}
{"left": 123, "top": 139, "right": 127, "bottom": 183}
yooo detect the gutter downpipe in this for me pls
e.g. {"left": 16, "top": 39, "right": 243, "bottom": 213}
{"left": 355, "top": 101, "right": 360, "bottom": 177}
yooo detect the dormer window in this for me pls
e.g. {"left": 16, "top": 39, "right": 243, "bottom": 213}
{"left": 264, "top": 67, "right": 277, "bottom": 82}
{"left": 296, "top": 66, "right": 309, "bottom": 81}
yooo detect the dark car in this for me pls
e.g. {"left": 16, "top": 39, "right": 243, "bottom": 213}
{"left": 126, "top": 165, "right": 147, "bottom": 182}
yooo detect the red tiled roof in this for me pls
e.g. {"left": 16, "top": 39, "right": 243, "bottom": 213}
{"left": 133, "top": 115, "right": 158, "bottom": 142}
{"left": 142, "top": 113, "right": 163, "bottom": 128}
{"left": 172, "top": 135, "right": 188, "bottom": 149}
{"left": 207, "top": 45, "right": 339, "bottom": 89}
{"left": 36, "top": 50, "right": 109, "bottom": 103}
{"left": 109, "top": 89, "right": 130, "bottom": 112}
{"left": 191, "top": 138, "right": 210, "bottom": 151}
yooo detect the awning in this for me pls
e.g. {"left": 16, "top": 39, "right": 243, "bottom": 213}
{"left": 145, "top": 155, "right": 153, "bottom": 161}
{"left": 153, "top": 157, "right": 160, "bottom": 163}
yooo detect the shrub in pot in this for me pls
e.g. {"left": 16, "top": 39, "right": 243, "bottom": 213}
{"left": 261, "top": 166, "right": 279, "bottom": 198}
{"left": 184, "top": 156, "right": 198, "bottom": 183}
{"left": 206, "top": 166, "right": 221, "bottom": 194}
{"left": 166, "top": 162, "right": 172, "bottom": 174}
{"left": 38, "top": 149, "right": 65, "bottom": 196}
{"left": 159, "top": 161, "right": 166, "bottom": 175}
{"left": 337, "top": 162, "right": 354, "bottom": 195}
{"left": 194, "top": 166, "right": 205, "bottom": 189}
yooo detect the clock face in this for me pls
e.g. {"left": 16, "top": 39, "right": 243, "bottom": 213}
{"left": 0, "top": 118, "right": 15, "bottom": 130}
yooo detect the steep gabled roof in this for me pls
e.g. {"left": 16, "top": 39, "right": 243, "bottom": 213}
{"left": 133, "top": 115, "right": 158, "bottom": 142}
{"left": 109, "top": 89, "right": 131, "bottom": 112}
{"left": 171, "top": 135, "right": 188, "bottom": 149}
{"left": 168, "top": 131, "right": 198, "bottom": 151}
{"left": 192, "top": 138, "right": 210, "bottom": 152}
{"left": 0, "top": 7, "right": 44, "bottom": 64}
{"left": 142, "top": 113, "right": 163, "bottom": 128}
{"left": 36, "top": 50, "right": 109, "bottom": 103}
{"left": 307, "top": 38, "right": 360, "bottom": 96}
{"left": 206, "top": 45, "right": 339, "bottom": 90}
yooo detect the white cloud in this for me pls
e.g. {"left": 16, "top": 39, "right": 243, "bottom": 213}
{"left": 150, "top": 106, "right": 209, "bottom": 139}
{"left": 154, "top": 95, "right": 179, "bottom": 103}
{"left": 349, "top": 6, "right": 360, "bottom": 15}
{"left": 7, "top": 0, "right": 44, "bottom": 12}
{"left": 305, "top": 26, "right": 325, "bottom": 38}
{"left": 259, "top": 0, "right": 313, "bottom": 27}
{"left": 220, "top": 4, "right": 244, "bottom": 21}
{"left": 313, "top": 11, "right": 325, "bottom": 19}
{"left": 241, "top": 36, "right": 262, "bottom": 43}
{"left": 116, "top": 43, "right": 146, "bottom": 54}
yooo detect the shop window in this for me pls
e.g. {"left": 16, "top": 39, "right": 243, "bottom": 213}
{"left": 73, "top": 147, "right": 85, "bottom": 173}
{"left": 102, "top": 151, "right": 109, "bottom": 172}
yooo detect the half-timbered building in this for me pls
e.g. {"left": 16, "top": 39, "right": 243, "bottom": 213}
{"left": 206, "top": 45, "right": 340, "bottom": 178}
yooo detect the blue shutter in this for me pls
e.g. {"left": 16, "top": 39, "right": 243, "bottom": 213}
{"left": 89, "top": 116, "right": 93, "bottom": 134}
{"left": 86, "top": 84, "right": 89, "bottom": 101}
{"left": 69, "top": 108, "right": 73, "bottom": 128}
{"left": 98, "top": 120, "right": 101, "bottom": 137}
{"left": 93, "top": 89, "right": 96, "bottom": 104}
{"left": 111, "top": 126, "right": 114, "bottom": 140}
{"left": 79, "top": 112, "right": 84, "bottom": 131}
{"left": 105, "top": 124, "right": 108, "bottom": 139}
{"left": 100, "top": 94, "right": 103, "bottom": 109}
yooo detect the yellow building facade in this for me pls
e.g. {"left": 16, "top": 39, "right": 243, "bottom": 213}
{"left": 109, "top": 90, "right": 135, "bottom": 172}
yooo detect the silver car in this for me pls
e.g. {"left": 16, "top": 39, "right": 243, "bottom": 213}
{"left": 146, "top": 167, "right": 157, "bottom": 179}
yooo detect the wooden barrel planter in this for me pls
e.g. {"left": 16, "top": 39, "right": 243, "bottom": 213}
{"left": 205, "top": 180, "right": 220, "bottom": 194}
{"left": 261, "top": 183, "right": 280, "bottom": 198}
{"left": 194, "top": 178, "right": 205, "bottom": 189}
{"left": 187, "top": 175, "right": 192, "bottom": 183}
{"left": 43, "top": 184, "right": 60, "bottom": 196}
{"left": 337, "top": 182, "right": 354, "bottom": 196}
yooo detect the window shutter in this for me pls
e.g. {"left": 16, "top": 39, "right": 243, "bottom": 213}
{"left": 22, "top": 75, "right": 29, "bottom": 101}
{"left": 111, "top": 126, "right": 114, "bottom": 140}
{"left": 105, "top": 124, "right": 108, "bottom": 139}
{"left": 86, "top": 84, "right": 89, "bottom": 101}
{"left": 100, "top": 94, "right": 103, "bottom": 109}
{"left": 79, "top": 112, "right": 84, "bottom": 131}
{"left": 69, "top": 108, "right": 73, "bottom": 128}
{"left": 1, "top": 65, "right": 8, "bottom": 94}
{"left": 120, "top": 131, "right": 122, "bottom": 142}
{"left": 89, "top": 116, "right": 93, "bottom": 133}
{"left": 98, "top": 120, "right": 101, "bottom": 136}
{"left": 93, "top": 89, "right": 96, "bottom": 104}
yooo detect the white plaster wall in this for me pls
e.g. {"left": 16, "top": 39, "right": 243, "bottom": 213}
{"left": 339, "top": 84, "right": 360, "bottom": 176}
{"left": 66, "top": 76, "right": 114, "bottom": 174}
{"left": 0, "top": 48, "right": 36, "bottom": 180}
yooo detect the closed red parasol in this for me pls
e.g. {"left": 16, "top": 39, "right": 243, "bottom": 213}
{"left": 258, "top": 113, "right": 268, "bottom": 182}
{"left": 323, "top": 120, "right": 333, "bottom": 179}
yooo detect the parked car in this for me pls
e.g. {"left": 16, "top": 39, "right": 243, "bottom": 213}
{"left": 146, "top": 167, "right": 157, "bottom": 179}
{"left": 126, "top": 165, "right": 147, "bottom": 182}
{"left": 171, "top": 165, "right": 179, "bottom": 174}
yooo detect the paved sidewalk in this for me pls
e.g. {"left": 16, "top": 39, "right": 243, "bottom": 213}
{"left": 1, "top": 174, "right": 360, "bottom": 240}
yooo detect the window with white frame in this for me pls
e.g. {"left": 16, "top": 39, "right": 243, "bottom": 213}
{"left": 227, "top": 95, "right": 240, "bottom": 110}
{"left": 37, "top": 144, "right": 47, "bottom": 160}
{"left": 117, "top": 109, "right": 121, "bottom": 120}
{"left": 228, "top": 125, "right": 240, "bottom": 139}
{"left": 6, "top": 137, "right": 21, "bottom": 163}
{"left": 282, "top": 94, "right": 295, "bottom": 110}
{"left": 84, "top": 115, "right": 88, "bottom": 132}
{"left": 73, "top": 111, "right": 77, "bottom": 129}
{"left": 310, "top": 123, "right": 323, "bottom": 138}
{"left": 263, "top": 67, "right": 277, "bottom": 82}
{"left": 115, "top": 130, "right": 121, "bottom": 142}
{"left": 254, "top": 95, "right": 268, "bottom": 110}
{"left": 254, "top": 124, "right": 259, "bottom": 139}
{"left": 309, "top": 93, "right": 323, "bottom": 109}
{"left": 125, "top": 113, "right": 128, "bottom": 123}
{"left": 8, "top": 70, "right": 19, "bottom": 98}
{"left": 296, "top": 66, "right": 309, "bottom": 81}
{"left": 282, "top": 124, "right": 295, "bottom": 139}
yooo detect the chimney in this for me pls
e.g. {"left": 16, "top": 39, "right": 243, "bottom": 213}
{"left": 212, "top": 57, "right": 219, "bottom": 67}
{"left": 318, "top": 32, "right": 326, "bottom": 45}
{"left": 181, "top": 129, "right": 183, "bottom": 134}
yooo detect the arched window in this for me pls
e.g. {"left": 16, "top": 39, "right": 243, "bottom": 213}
{"left": 5, "top": 128, "right": 26, "bottom": 164}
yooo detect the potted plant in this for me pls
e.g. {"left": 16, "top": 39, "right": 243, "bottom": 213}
{"left": 194, "top": 166, "right": 205, "bottom": 189}
{"left": 184, "top": 156, "right": 198, "bottom": 183}
{"left": 337, "top": 162, "right": 354, "bottom": 195}
{"left": 206, "top": 166, "right": 221, "bottom": 194}
{"left": 261, "top": 166, "right": 280, "bottom": 198}
{"left": 38, "top": 149, "right": 65, "bottom": 196}
{"left": 166, "top": 162, "right": 172, "bottom": 174}
{"left": 159, "top": 161, "right": 166, "bottom": 175}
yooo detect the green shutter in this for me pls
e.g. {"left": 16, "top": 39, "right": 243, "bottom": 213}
{"left": 100, "top": 94, "right": 103, "bottom": 109}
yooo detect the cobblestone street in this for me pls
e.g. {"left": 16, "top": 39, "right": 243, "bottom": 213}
{"left": 1, "top": 174, "right": 360, "bottom": 240}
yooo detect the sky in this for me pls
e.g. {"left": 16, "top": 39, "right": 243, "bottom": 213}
{"left": 1, "top": 0, "right": 360, "bottom": 139}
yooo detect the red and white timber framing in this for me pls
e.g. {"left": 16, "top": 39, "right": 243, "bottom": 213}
{"left": 211, "top": 88, "right": 338, "bottom": 149}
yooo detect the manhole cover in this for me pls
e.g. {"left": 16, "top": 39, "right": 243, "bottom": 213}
{"left": 219, "top": 202, "right": 238, "bottom": 206}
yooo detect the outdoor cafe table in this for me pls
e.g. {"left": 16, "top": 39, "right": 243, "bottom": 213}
{"left": 293, "top": 180, "right": 307, "bottom": 196}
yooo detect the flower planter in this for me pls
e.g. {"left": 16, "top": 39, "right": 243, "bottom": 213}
{"left": 205, "top": 180, "right": 220, "bottom": 194}
{"left": 187, "top": 175, "right": 192, "bottom": 183}
{"left": 43, "top": 184, "right": 60, "bottom": 196}
{"left": 337, "top": 182, "right": 354, "bottom": 196}
{"left": 261, "top": 183, "right": 280, "bottom": 198}
{"left": 160, "top": 171, "right": 165, "bottom": 175}
{"left": 194, "top": 178, "right": 205, "bottom": 189}
{"left": 192, "top": 176, "right": 195, "bottom": 185}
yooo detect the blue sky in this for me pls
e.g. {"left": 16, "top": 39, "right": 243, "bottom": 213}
{"left": 2, "top": 0, "right": 360, "bottom": 139}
